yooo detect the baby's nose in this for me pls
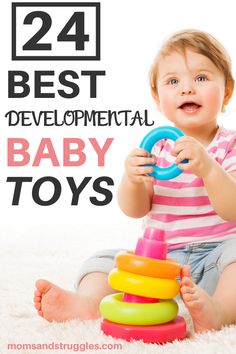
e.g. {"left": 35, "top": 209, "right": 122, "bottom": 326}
{"left": 182, "top": 88, "right": 193, "bottom": 95}
{"left": 181, "top": 83, "right": 195, "bottom": 95}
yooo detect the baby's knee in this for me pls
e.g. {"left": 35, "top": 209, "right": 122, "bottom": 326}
{"left": 217, "top": 240, "right": 236, "bottom": 273}
{"left": 75, "top": 249, "right": 122, "bottom": 290}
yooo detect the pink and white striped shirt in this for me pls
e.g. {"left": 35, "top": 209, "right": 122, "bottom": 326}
{"left": 143, "top": 126, "right": 236, "bottom": 249}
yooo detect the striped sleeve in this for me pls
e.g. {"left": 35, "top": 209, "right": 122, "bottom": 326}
{"left": 221, "top": 134, "right": 236, "bottom": 172}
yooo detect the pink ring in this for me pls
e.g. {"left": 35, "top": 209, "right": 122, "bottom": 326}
{"left": 101, "top": 316, "right": 186, "bottom": 343}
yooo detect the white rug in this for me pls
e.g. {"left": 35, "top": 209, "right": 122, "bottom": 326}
{"left": 1, "top": 224, "right": 236, "bottom": 354}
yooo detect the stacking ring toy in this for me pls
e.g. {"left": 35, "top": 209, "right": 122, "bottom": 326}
{"left": 115, "top": 251, "right": 180, "bottom": 279}
{"left": 99, "top": 293, "right": 178, "bottom": 325}
{"left": 109, "top": 268, "right": 180, "bottom": 299}
{"left": 139, "top": 126, "right": 187, "bottom": 180}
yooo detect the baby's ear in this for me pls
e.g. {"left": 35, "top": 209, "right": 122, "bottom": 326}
{"left": 151, "top": 88, "right": 161, "bottom": 110}
{"left": 224, "top": 79, "right": 234, "bottom": 106}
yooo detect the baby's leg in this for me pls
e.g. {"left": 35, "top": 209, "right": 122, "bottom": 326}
{"left": 180, "top": 265, "right": 222, "bottom": 332}
{"left": 180, "top": 239, "right": 236, "bottom": 332}
{"left": 34, "top": 249, "right": 121, "bottom": 322}
{"left": 181, "top": 262, "right": 236, "bottom": 332}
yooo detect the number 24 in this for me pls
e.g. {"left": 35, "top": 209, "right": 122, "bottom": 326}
{"left": 23, "top": 11, "right": 89, "bottom": 51}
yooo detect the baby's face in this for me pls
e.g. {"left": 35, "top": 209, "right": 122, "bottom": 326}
{"left": 154, "top": 49, "right": 226, "bottom": 131}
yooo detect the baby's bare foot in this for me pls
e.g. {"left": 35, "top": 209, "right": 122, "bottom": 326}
{"left": 180, "top": 265, "right": 222, "bottom": 333}
{"left": 34, "top": 279, "right": 100, "bottom": 322}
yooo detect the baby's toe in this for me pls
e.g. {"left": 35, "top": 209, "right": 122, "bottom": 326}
{"left": 34, "top": 301, "right": 41, "bottom": 311}
{"left": 181, "top": 285, "right": 194, "bottom": 294}
{"left": 38, "top": 310, "right": 43, "bottom": 317}
{"left": 181, "top": 276, "right": 193, "bottom": 287}
{"left": 34, "top": 289, "right": 42, "bottom": 297}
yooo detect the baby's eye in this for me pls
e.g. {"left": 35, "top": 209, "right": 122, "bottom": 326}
{"left": 168, "top": 78, "right": 179, "bottom": 85}
{"left": 195, "top": 75, "right": 207, "bottom": 82}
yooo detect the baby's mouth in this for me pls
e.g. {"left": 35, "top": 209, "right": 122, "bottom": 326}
{"left": 178, "top": 102, "right": 201, "bottom": 113}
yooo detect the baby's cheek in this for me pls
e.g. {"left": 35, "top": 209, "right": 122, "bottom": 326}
{"left": 205, "top": 85, "right": 224, "bottom": 110}
{"left": 159, "top": 93, "right": 174, "bottom": 115}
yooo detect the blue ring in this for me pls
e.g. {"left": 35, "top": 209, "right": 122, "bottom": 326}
{"left": 139, "top": 126, "right": 186, "bottom": 180}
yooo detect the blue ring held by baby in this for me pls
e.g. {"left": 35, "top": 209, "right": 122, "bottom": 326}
{"left": 140, "top": 126, "right": 187, "bottom": 180}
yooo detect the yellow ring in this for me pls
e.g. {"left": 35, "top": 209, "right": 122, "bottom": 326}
{"left": 99, "top": 293, "right": 178, "bottom": 325}
{"left": 109, "top": 268, "right": 179, "bottom": 299}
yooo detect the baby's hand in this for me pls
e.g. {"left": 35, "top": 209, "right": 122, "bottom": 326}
{"left": 125, "top": 148, "right": 156, "bottom": 183}
{"left": 172, "top": 136, "right": 215, "bottom": 178}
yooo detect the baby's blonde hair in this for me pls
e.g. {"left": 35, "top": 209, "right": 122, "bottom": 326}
{"left": 150, "top": 29, "right": 234, "bottom": 92}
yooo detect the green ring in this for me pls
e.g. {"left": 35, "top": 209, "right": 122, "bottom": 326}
{"left": 99, "top": 293, "right": 178, "bottom": 325}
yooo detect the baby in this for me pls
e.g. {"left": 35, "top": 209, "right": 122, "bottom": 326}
{"left": 34, "top": 29, "right": 236, "bottom": 333}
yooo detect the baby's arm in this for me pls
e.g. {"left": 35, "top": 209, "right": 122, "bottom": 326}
{"left": 117, "top": 148, "right": 155, "bottom": 218}
{"left": 203, "top": 167, "right": 236, "bottom": 221}
{"left": 173, "top": 136, "right": 236, "bottom": 221}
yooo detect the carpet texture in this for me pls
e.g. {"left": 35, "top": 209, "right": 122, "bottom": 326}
{"left": 1, "top": 225, "right": 236, "bottom": 354}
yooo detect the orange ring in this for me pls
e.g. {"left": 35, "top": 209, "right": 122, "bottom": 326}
{"left": 115, "top": 251, "right": 180, "bottom": 279}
